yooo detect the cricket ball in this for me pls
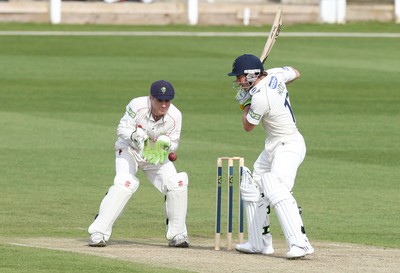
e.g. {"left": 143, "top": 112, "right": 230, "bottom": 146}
{"left": 168, "top": 152, "right": 177, "bottom": 162}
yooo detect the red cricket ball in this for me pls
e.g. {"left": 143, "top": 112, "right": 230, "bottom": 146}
{"left": 168, "top": 152, "right": 177, "bottom": 162}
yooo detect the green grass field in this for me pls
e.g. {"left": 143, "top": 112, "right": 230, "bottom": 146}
{"left": 0, "top": 22, "right": 399, "bottom": 272}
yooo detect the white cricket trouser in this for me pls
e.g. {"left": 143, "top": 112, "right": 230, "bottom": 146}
{"left": 251, "top": 132, "right": 308, "bottom": 249}
{"left": 254, "top": 132, "right": 305, "bottom": 189}
{"left": 88, "top": 148, "right": 188, "bottom": 241}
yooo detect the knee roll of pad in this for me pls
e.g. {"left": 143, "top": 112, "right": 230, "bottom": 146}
{"left": 114, "top": 174, "right": 139, "bottom": 193}
{"left": 166, "top": 172, "right": 188, "bottom": 192}
{"left": 262, "top": 173, "right": 293, "bottom": 207}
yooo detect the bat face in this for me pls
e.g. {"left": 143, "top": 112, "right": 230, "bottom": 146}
{"left": 260, "top": 7, "right": 283, "bottom": 64}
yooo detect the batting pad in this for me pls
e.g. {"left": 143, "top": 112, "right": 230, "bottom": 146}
{"left": 88, "top": 175, "right": 139, "bottom": 240}
{"left": 274, "top": 199, "right": 306, "bottom": 249}
{"left": 165, "top": 172, "right": 188, "bottom": 240}
{"left": 261, "top": 173, "right": 293, "bottom": 206}
{"left": 260, "top": 172, "right": 306, "bottom": 249}
{"left": 244, "top": 200, "right": 265, "bottom": 251}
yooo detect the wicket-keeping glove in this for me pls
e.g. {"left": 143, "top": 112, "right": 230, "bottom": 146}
{"left": 235, "top": 90, "right": 251, "bottom": 110}
{"left": 131, "top": 125, "right": 148, "bottom": 156}
{"left": 144, "top": 135, "right": 171, "bottom": 165}
{"left": 142, "top": 138, "right": 151, "bottom": 159}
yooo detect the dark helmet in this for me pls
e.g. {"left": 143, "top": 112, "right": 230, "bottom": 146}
{"left": 228, "top": 54, "right": 264, "bottom": 76}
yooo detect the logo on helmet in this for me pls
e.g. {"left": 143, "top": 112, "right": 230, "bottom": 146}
{"left": 161, "top": 87, "right": 167, "bottom": 94}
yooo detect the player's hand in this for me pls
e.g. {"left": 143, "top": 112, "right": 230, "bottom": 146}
{"left": 131, "top": 126, "right": 148, "bottom": 155}
{"left": 235, "top": 90, "right": 251, "bottom": 110}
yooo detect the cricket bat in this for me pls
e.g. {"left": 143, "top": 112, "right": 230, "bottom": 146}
{"left": 259, "top": 7, "right": 283, "bottom": 64}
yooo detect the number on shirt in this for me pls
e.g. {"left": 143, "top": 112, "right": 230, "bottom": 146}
{"left": 284, "top": 93, "right": 296, "bottom": 123}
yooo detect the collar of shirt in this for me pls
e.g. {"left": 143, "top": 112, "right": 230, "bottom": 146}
{"left": 147, "top": 109, "right": 165, "bottom": 123}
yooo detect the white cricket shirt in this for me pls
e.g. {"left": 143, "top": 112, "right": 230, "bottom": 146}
{"left": 115, "top": 96, "right": 182, "bottom": 152}
{"left": 246, "top": 67, "right": 299, "bottom": 138}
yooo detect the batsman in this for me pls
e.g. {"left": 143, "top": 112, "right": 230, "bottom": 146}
{"left": 88, "top": 80, "right": 189, "bottom": 248}
{"left": 228, "top": 54, "right": 314, "bottom": 259}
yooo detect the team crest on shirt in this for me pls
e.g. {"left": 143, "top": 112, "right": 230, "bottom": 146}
{"left": 127, "top": 107, "right": 136, "bottom": 118}
{"left": 249, "top": 109, "right": 261, "bottom": 120}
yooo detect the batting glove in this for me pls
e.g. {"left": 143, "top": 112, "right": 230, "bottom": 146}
{"left": 235, "top": 90, "right": 251, "bottom": 110}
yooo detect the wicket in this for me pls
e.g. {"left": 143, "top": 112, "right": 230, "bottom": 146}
{"left": 215, "top": 157, "right": 244, "bottom": 251}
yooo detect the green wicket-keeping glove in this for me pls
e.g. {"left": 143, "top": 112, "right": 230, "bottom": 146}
{"left": 151, "top": 141, "right": 169, "bottom": 164}
{"left": 143, "top": 136, "right": 171, "bottom": 165}
{"left": 142, "top": 139, "right": 152, "bottom": 160}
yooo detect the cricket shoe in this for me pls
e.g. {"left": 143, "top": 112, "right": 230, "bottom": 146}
{"left": 168, "top": 234, "right": 190, "bottom": 248}
{"left": 262, "top": 233, "right": 274, "bottom": 255}
{"left": 305, "top": 238, "right": 314, "bottom": 255}
{"left": 89, "top": 232, "right": 107, "bottom": 247}
{"left": 235, "top": 241, "right": 274, "bottom": 255}
{"left": 286, "top": 245, "right": 308, "bottom": 259}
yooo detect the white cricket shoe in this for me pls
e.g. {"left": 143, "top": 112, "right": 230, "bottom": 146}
{"left": 168, "top": 234, "right": 189, "bottom": 248}
{"left": 286, "top": 245, "right": 307, "bottom": 259}
{"left": 89, "top": 232, "right": 107, "bottom": 247}
{"left": 235, "top": 242, "right": 260, "bottom": 254}
{"left": 305, "top": 238, "right": 314, "bottom": 255}
{"left": 235, "top": 239, "right": 274, "bottom": 255}
{"left": 261, "top": 233, "right": 274, "bottom": 255}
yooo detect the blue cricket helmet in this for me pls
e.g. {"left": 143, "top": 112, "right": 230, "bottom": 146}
{"left": 228, "top": 54, "right": 264, "bottom": 76}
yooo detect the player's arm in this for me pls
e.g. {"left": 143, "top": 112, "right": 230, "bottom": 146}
{"left": 116, "top": 111, "right": 136, "bottom": 141}
{"left": 166, "top": 112, "right": 182, "bottom": 152}
{"left": 285, "top": 66, "right": 300, "bottom": 84}
{"left": 266, "top": 66, "right": 300, "bottom": 85}
{"left": 117, "top": 103, "right": 148, "bottom": 153}
{"left": 242, "top": 105, "right": 256, "bottom": 132}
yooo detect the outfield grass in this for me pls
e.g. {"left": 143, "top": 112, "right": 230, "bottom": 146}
{"left": 0, "top": 22, "right": 399, "bottom": 272}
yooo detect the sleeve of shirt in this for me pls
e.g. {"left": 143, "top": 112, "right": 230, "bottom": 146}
{"left": 266, "top": 66, "right": 296, "bottom": 83}
{"left": 246, "top": 91, "right": 268, "bottom": 126}
{"left": 116, "top": 101, "right": 137, "bottom": 143}
{"left": 167, "top": 110, "right": 182, "bottom": 152}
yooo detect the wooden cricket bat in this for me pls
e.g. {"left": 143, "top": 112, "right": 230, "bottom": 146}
{"left": 259, "top": 7, "right": 283, "bottom": 64}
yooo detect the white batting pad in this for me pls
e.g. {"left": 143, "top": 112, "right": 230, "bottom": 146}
{"left": 244, "top": 200, "right": 265, "bottom": 251}
{"left": 274, "top": 199, "right": 306, "bottom": 249}
{"left": 88, "top": 175, "right": 139, "bottom": 240}
{"left": 260, "top": 173, "right": 292, "bottom": 207}
{"left": 165, "top": 172, "right": 188, "bottom": 240}
{"left": 262, "top": 203, "right": 271, "bottom": 234}
{"left": 260, "top": 172, "right": 306, "bottom": 249}
{"left": 240, "top": 166, "right": 261, "bottom": 202}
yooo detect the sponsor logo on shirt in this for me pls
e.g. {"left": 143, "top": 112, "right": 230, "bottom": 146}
{"left": 127, "top": 107, "right": 136, "bottom": 118}
{"left": 268, "top": 76, "right": 278, "bottom": 89}
{"left": 249, "top": 109, "right": 261, "bottom": 120}
{"left": 249, "top": 86, "right": 260, "bottom": 96}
